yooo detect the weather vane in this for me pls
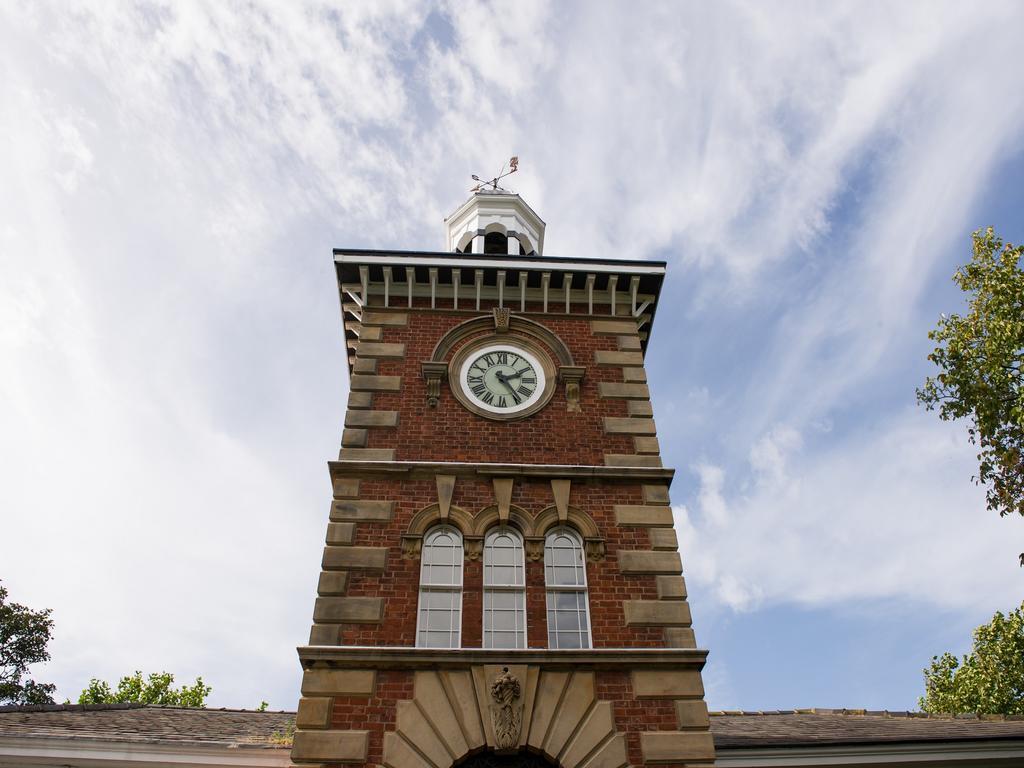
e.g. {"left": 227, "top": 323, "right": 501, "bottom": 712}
{"left": 471, "top": 156, "right": 518, "bottom": 193}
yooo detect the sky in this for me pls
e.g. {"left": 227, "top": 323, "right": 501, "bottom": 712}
{"left": 3, "top": 0, "right": 1024, "bottom": 712}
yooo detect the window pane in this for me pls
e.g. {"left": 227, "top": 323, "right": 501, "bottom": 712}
{"left": 421, "top": 526, "right": 463, "bottom": 587}
{"left": 546, "top": 585, "right": 591, "bottom": 650}
{"left": 544, "top": 529, "right": 586, "bottom": 587}
{"left": 483, "top": 588, "right": 525, "bottom": 648}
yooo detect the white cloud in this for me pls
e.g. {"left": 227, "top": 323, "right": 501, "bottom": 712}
{"left": 3, "top": 0, "right": 1024, "bottom": 710}
{"left": 677, "top": 410, "right": 1024, "bottom": 613}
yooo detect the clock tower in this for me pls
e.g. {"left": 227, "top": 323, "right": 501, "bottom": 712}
{"left": 291, "top": 190, "right": 715, "bottom": 767}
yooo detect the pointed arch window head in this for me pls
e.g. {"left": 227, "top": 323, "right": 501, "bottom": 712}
{"left": 416, "top": 526, "right": 463, "bottom": 649}
{"left": 544, "top": 527, "right": 592, "bottom": 649}
{"left": 483, "top": 527, "right": 527, "bottom": 649}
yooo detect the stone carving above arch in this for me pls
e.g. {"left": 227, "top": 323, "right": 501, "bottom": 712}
{"left": 470, "top": 505, "right": 534, "bottom": 538}
{"left": 429, "top": 314, "right": 576, "bottom": 367}
{"left": 402, "top": 502, "right": 605, "bottom": 562}
{"left": 382, "top": 667, "right": 628, "bottom": 768}
{"left": 401, "top": 504, "right": 475, "bottom": 560}
{"left": 533, "top": 506, "right": 606, "bottom": 562}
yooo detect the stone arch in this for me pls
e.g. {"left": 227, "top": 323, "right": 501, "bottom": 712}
{"left": 408, "top": 503, "right": 476, "bottom": 537}
{"left": 470, "top": 505, "right": 535, "bottom": 538}
{"left": 402, "top": 504, "right": 476, "bottom": 559}
{"left": 383, "top": 667, "right": 628, "bottom": 768}
{"left": 533, "top": 507, "right": 606, "bottom": 562}
{"left": 532, "top": 506, "right": 600, "bottom": 539}
{"left": 430, "top": 315, "right": 575, "bottom": 367}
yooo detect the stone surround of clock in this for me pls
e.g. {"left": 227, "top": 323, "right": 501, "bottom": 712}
{"left": 291, "top": 190, "right": 715, "bottom": 768}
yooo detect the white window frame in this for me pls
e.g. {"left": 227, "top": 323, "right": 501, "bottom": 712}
{"left": 415, "top": 525, "right": 464, "bottom": 649}
{"left": 482, "top": 526, "right": 527, "bottom": 649}
{"left": 544, "top": 527, "right": 592, "bottom": 649}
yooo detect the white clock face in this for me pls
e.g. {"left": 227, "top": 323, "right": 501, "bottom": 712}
{"left": 458, "top": 344, "right": 546, "bottom": 415}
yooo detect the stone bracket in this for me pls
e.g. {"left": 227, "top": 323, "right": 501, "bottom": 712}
{"left": 550, "top": 479, "right": 571, "bottom": 523}
{"left": 436, "top": 474, "right": 456, "bottom": 522}
{"left": 559, "top": 365, "right": 586, "bottom": 412}
{"left": 421, "top": 361, "right": 449, "bottom": 408}
{"left": 493, "top": 478, "right": 514, "bottom": 524}
{"left": 493, "top": 306, "right": 511, "bottom": 332}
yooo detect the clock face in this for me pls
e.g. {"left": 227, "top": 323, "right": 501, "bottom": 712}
{"left": 458, "top": 343, "right": 546, "bottom": 415}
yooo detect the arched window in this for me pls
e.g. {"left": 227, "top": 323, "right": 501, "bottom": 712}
{"left": 416, "top": 526, "right": 463, "bottom": 648}
{"left": 483, "top": 527, "right": 526, "bottom": 648}
{"left": 544, "top": 528, "right": 592, "bottom": 649}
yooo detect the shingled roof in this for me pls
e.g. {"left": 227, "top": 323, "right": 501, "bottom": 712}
{"left": 0, "top": 703, "right": 293, "bottom": 749}
{"left": 3, "top": 704, "right": 1024, "bottom": 764}
{"left": 710, "top": 708, "right": 1024, "bottom": 748}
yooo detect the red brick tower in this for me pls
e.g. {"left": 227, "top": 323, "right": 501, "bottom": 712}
{"left": 291, "top": 191, "right": 715, "bottom": 767}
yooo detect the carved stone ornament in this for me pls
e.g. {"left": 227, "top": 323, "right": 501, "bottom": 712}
{"left": 421, "top": 361, "right": 449, "bottom": 408}
{"left": 493, "top": 306, "right": 511, "bottom": 333}
{"left": 525, "top": 538, "right": 544, "bottom": 562}
{"left": 559, "top": 365, "right": 586, "bottom": 412}
{"left": 490, "top": 667, "right": 523, "bottom": 751}
{"left": 400, "top": 535, "right": 423, "bottom": 560}
{"left": 584, "top": 538, "right": 607, "bottom": 562}
{"left": 465, "top": 537, "right": 484, "bottom": 561}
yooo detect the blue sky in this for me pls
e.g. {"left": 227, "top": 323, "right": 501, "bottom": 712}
{"left": 3, "top": 1, "right": 1024, "bottom": 711}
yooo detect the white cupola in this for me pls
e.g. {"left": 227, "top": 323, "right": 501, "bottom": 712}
{"left": 444, "top": 190, "right": 546, "bottom": 256}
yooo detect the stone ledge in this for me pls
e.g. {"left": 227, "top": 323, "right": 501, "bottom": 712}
{"left": 614, "top": 505, "right": 674, "bottom": 527}
{"left": 627, "top": 400, "right": 654, "bottom": 417}
{"left": 352, "top": 358, "right": 377, "bottom": 375}
{"left": 321, "top": 545, "right": 387, "bottom": 572}
{"left": 618, "top": 550, "right": 682, "bottom": 575}
{"left": 597, "top": 381, "right": 650, "bottom": 400}
{"left": 360, "top": 311, "right": 408, "bottom": 326}
{"left": 656, "top": 575, "right": 687, "bottom": 601}
{"left": 313, "top": 596, "right": 384, "bottom": 623}
{"left": 329, "top": 460, "right": 676, "bottom": 484}
{"left": 665, "top": 627, "right": 698, "bottom": 649}
{"left": 633, "top": 670, "right": 705, "bottom": 698}
{"left": 634, "top": 436, "right": 661, "bottom": 454}
{"left": 649, "top": 528, "right": 678, "bottom": 551}
{"left": 604, "top": 454, "right": 663, "bottom": 468}
{"left": 332, "top": 477, "right": 360, "bottom": 498}
{"left": 325, "top": 523, "right": 355, "bottom": 546}
{"left": 300, "top": 669, "right": 376, "bottom": 696}
{"left": 344, "top": 410, "right": 399, "bottom": 428}
{"left": 640, "top": 731, "right": 715, "bottom": 764}
{"left": 297, "top": 646, "right": 708, "bottom": 671}
{"left": 594, "top": 350, "right": 644, "bottom": 366}
{"left": 591, "top": 319, "right": 639, "bottom": 335}
{"left": 603, "top": 417, "right": 656, "bottom": 435}
{"left": 330, "top": 499, "right": 394, "bottom": 522}
{"left": 296, "top": 697, "right": 332, "bottom": 729}
{"left": 338, "top": 447, "right": 396, "bottom": 461}
{"left": 341, "top": 428, "right": 367, "bottom": 448}
{"left": 642, "top": 484, "right": 671, "bottom": 505}
{"left": 623, "top": 368, "right": 647, "bottom": 383}
{"left": 316, "top": 572, "right": 349, "bottom": 596}
{"left": 291, "top": 729, "right": 370, "bottom": 763}
{"left": 355, "top": 341, "right": 406, "bottom": 358}
{"left": 350, "top": 374, "right": 402, "bottom": 392}
{"left": 347, "top": 391, "right": 374, "bottom": 409}
{"left": 358, "top": 326, "right": 383, "bottom": 342}
{"left": 676, "top": 700, "right": 711, "bottom": 730}
{"left": 623, "top": 600, "right": 692, "bottom": 627}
